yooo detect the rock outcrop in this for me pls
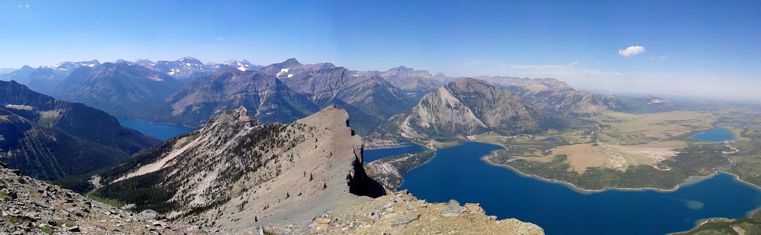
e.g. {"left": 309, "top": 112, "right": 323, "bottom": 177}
{"left": 265, "top": 191, "right": 544, "bottom": 234}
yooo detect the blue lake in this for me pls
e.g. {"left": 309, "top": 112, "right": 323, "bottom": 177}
{"left": 363, "top": 143, "right": 427, "bottom": 164}
{"left": 692, "top": 127, "right": 736, "bottom": 142}
{"left": 365, "top": 142, "right": 761, "bottom": 235}
{"left": 118, "top": 118, "right": 195, "bottom": 141}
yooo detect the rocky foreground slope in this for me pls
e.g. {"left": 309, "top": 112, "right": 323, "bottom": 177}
{"left": 0, "top": 159, "right": 542, "bottom": 234}
{"left": 0, "top": 163, "right": 203, "bottom": 234}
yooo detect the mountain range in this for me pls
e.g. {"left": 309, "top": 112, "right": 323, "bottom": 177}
{"left": 166, "top": 66, "right": 318, "bottom": 126}
{"left": 54, "top": 62, "right": 184, "bottom": 119}
{"left": 0, "top": 57, "right": 657, "bottom": 139}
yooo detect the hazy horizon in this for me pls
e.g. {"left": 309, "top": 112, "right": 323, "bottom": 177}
{"left": 3, "top": 0, "right": 761, "bottom": 101}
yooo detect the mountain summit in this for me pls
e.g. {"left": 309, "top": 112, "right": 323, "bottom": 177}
{"left": 398, "top": 78, "right": 546, "bottom": 140}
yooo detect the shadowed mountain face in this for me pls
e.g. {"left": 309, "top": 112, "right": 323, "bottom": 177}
{"left": 55, "top": 62, "right": 183, "bottom": 119}
{"left": 260, "top": 59, "right": 418, "bottom": 134}
{"left": 166, "top": 67, "right": 318, "bottom": 126}
{"left": 0, "top": 80, "right": 158, "bottom": 180}
{"left": 397, "top": 78, "right": 546, "bottom": 140}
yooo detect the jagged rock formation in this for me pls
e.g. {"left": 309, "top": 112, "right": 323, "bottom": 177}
{"left": 0, "top": 81, "right": 158, "bottom": 180}
{"left": 397, "top": 78, "right": 546, "bottom": 140}
{"left": 0, "top": 163, "right": 205, "bottom": 234}
{"left": 92, "top": 106, "right": 385, "bottom": 229}
{"left": 55, "top": 62, "right": 183, "bottom": 119}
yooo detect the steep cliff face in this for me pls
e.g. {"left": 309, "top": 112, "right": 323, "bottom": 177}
{"left": 398, "top": 78, "right": 546, "bottom": 140}
{"left": 92, "top": 106, "right": 385, "bottom": 228}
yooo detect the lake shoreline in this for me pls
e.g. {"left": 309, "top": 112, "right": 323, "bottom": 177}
{"left": 385, "top": 140, "right": 761, "bottom": 234}
{"left": 482, "top": 154, "right": 725, "bottom": 194}
{"left": 403, "top": 139, "right": 749, "bottom": 194}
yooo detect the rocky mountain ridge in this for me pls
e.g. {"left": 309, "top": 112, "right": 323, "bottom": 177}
{"left": 81, "top": 105, "right": 542, "bottom": 234}
{"left": 396, "top": 78, "right": 546, "bottom": 140}
{"left": 91, "top": 106, "right": 385, "bottom": 229}
{"left": 0, "top": 81, "right": 158, "bottom": 180}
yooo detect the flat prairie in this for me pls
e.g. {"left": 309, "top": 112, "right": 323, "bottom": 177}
{"left": 595, "top": 111, "right": 716, "bottom": 145}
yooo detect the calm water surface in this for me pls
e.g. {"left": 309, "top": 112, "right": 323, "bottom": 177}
{"left": 692, "top": 127, "right": 735, "bottom": 142}
{"left": 365, "top": 142, "right": 761, "bottom": 235}
{"left": 363, "top": 143, "right": 427, "bottom": 164}
{"left": 118, "top": 118, "right": 195, "bottom": 141}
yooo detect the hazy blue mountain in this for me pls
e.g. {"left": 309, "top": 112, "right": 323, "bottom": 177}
{"left": 0, "top": 60, "right": 99, "bottom": 94}
{"left": 166, "top": 66, "right": 318, "bottom": 126}
{"left": 209, "top": 59, "right": 261, "bottom": 72}
{"left": 477, "top": 76, "right": 670, "bottom": 115}
{"left": 136, "top": 57, "right": 213, "bottom": 80}
{"left": 260, "top": 59, "right": 417, "bottom": 134}
{"left": 370, "top": 66, "right": 444, "bottom": 99}
{"left": 55, "top": 62, "right": 183, "bottom": 119}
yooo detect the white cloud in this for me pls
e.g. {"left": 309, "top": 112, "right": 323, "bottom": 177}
{"left": 17, "top": 4, "right": 31, "bottom": 8}
{"left": 618, "top": 45, "right": 645, "bottom": 57}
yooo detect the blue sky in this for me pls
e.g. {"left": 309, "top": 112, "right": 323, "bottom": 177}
{"left": 3, "top": 0, "right": 761, "bottom": 100}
